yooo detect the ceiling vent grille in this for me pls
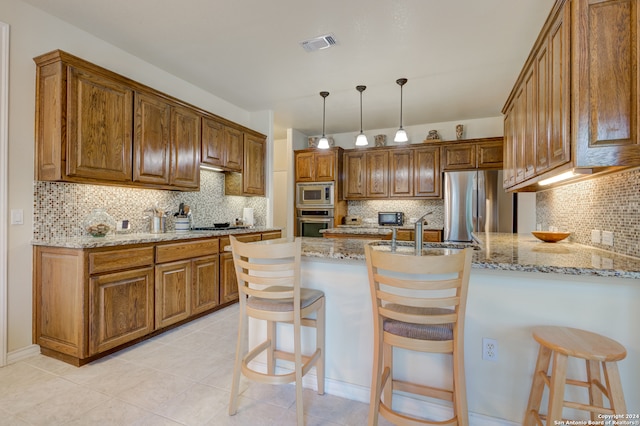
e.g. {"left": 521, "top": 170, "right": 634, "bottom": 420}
{"left": 300, "top": 33, "right": 337, "bottom": 52}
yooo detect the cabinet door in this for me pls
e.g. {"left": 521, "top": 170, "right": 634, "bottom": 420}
{"left": 314, "top": 151, "right": 336, "bottom": 181}
{"left": 219, "top": 252, "right": 239, "bottom": 304}
{"left": 170, "top": 105, "right": 200, "bottom": 189}
{"left": 343, "top": 151, "right": 366, "bottom": 199}
{"left": 548, "top": 3, "right": 570, "bottom": 169}
{"left": 414, "top": 147, "right": 441, "bottom": 198}
{"left": 535, "top": 38, "right": 551, "bottom": 174}
{"left": 523, "top": 66, "right": 536, "bottom": 180}
{"left": 513, "top": 86, "right": 527, "bottom": 183}
{"left": 242, "top": 133, "right": 266, "bottom": 195}
{"left": 201, "top": 117, "right": 225, "bottom": 168}
{"left": 366, "top": 151, "right": 389, "bottom": 198}
{"left": 572, "top": 0, "right": 639, "bottom": 167}
{"left": 225, "top": 126, "right": 244, "bottom": 172}
{"left": 66, "top": 66, "right": 133, "bottom": 182}
{"left": 423, "top": 230, "right": 442, "bottom": 243}
{"left": 503, "top": 102, "right": 517, "bottom": 188}
{"left": 476, "top": 140, "right": 504, "bottom": 169}
{"left": 295, "top": 151, "right": 315, "bottom": 181}
{"left": 191, "top": 255, "right": 219, "bottom": 315}
{"left": 442, "top": 144, "right": 475, "bottom": 170}
{"left": 155, "top": 260, "right": 191, "bottom": 329}
{"left": 89, "top": 267, "right": 154, "bottom": 355}
{"left": 390, "top": 150, "right": 413, "bottom": 197}
{"left": 133, "top": 92, "right": 171, "bottom": 185}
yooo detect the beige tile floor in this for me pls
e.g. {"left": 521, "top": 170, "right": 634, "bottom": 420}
{"left": 0, "top": 304, "right": 395, "bottom": 426}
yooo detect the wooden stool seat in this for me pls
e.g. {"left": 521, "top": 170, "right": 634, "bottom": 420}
{"left": 524, "top": 326, "right": 627, "bottom": 425}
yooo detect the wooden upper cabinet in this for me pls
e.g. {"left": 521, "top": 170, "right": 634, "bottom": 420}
{"left": 366, "top": 150, "right": 389, "bottom": 198}
{"left": 414, "top": 146, "right": 441, "bottom": 198}
{"left": 548, "top": 3, "right": 570, "bottom": 169}
{"left": 133, "top": 92, "right": 172, "bottom": 186}
{"left": 170, "top": 105, "right": 200, "bottom": 189}
{"left": 242, "top": 132, "right": 266, "bottom": 196}
{"left": 133, "top": 92, "right": 200, "bottom": 190}
{"left": 294, "top": 148, "right": 340, "bottom": 182}
{"left": 390, "top": 150, "right": 413, "bottom": 197}
{"left": 34, "top": 51, "right": 134, "bottom": 183}
{"left": 343, "top": 151, "right": 366, "bottom": 198}
{"left": 442, "top": 144, "right": 475, "bottom": 170}
{"left": 442, "top": 138, "right": 503, "bottom": 171}
{"left": 201, "top": 117, "right": 243, "bottom": 172}
{"left": 573, "top": 0, "right": 640, "bottom": 167}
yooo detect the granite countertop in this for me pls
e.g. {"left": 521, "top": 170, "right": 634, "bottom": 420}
{"left": 300, "top": 233, "right": 640, "bottom": 279}
{"left": 31, "top": 227, "right": 281, "bottom": 249}
{"left": 321, "top": 225, "right": 443, "bottom": 235}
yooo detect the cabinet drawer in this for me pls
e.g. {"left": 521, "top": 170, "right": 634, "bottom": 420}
{"left": 219, "top": 233, "right": 261, "bottom": 252}
{"left": 261, "top": 231, "right": 282, "bottom": 241}
{"left": 89, "top": 246, "right": 155, "bottom": 275}
{"left": 156, "top": 239, "right": 219, "bottom": 264}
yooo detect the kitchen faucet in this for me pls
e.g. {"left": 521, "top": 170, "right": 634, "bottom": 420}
{"left": 414, "top": 211, "right": 433, "bottom": 255}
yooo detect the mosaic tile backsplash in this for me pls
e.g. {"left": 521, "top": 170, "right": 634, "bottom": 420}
{"left": 536, "top": 167, "right": 640, "bottom": 258}
{"left": 348, "top": 199, "right": 444, "bottom": 228}
{"left": 33, "top": 170, "right": 267, "bottom": 240}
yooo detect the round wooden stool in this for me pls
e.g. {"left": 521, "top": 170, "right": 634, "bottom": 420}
{"left": 523, "top": 326, "right": 627, "bottom": 425}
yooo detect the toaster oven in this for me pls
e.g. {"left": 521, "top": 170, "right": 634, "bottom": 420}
{"left": 378, "top": 212, "right": 404, "bottom": 226}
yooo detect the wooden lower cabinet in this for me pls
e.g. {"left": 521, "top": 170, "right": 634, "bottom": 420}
{"left": 192, "top": 255, "right": 220, "bottom": 315}
{"left": 155, "top": 260, "right": 191, "bottom": 329}
{"left": 90, "top": 267, "right": 155, "bottom": 355}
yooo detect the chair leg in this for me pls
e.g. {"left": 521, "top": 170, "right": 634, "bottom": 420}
{"left": 316, "top": 298, "right": 326, "bottom": 395}
{"left": 452, "top": 339, "right": 469, "bottom": 426}
{"left": 229, "top": 305, "right": 247, "bottom": 415}
{"left": 368, "top": 324, "right": 383, "bottom": 426}
{"left": 294, "top": 316, "right": 304, "bottom": 425}
{"left": 603, "top": 361, "right": 627, "bottom": 413}
{"left": 267, "top": 320, "right": 276, "bottom": 375}
{"left": 382, "top": 342, "right": 393, "bottom": 408}
{"left": 524, "top": 345, "right": 552, "bottom": 426}
{"left": 547, "top": 351, "right": 568, "bottom": 422}
{"left": 587, "top": 360, "right": 604, "bottom": 420}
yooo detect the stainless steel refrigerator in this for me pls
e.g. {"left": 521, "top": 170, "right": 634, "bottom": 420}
{"left": 444, "top": 170, "right": 514, "bottom": 242}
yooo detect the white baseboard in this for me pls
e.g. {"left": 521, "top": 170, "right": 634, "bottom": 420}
{"left": 250, "top": 360, "right": 518, "bottom": 426}
{"left": 7, "top": 344, "right": 40, "bottom": 365}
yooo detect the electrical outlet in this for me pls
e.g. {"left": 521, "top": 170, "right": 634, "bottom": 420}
{"left": 482, "top": 337, "right": 498, "bottom": 361}
{"left": 602, "top": 230, "right": 614, "bottom": 246}
{"left": 591, "top": 229, "right": 601, "bottom": 244}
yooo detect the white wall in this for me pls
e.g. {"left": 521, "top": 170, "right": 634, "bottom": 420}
{"left": 1, "top": 0, "right": 271, "bottom": 356}
{"left": 296, "top": 116, "right": 504, "bottom": 150}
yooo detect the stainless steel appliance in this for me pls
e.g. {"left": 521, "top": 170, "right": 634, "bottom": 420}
{"left": 378, "top": 212, "right": 404, "bottom": 226}
{"left": 296, "top": 208, "right": 334, "bottom": 238}
{"left": 444, "top": 170, "right": 514, "bottom": 242}
{"left": 296, "top": 182, "right": 334, "bottom": 207}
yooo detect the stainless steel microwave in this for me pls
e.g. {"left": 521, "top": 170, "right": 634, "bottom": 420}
{"left": 296, "top": 182, "right": 334, "bottom": 207}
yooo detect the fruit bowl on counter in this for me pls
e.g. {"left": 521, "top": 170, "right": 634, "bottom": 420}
{"left": 531, "top": 231, "right": 571, "bottom": 243}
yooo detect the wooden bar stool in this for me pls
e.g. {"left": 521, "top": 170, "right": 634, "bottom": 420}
{"left": 228, "top": 236, "right": 325, "bottom": 425}
{"left": 524, "top": 326, "right": 627, "bottom": 425}
{"left": 365, "top": 244, "right": 474, "bottom": 426}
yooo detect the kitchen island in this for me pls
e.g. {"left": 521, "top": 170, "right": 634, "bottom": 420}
{"left": 259, "top": 234, "right": 640, "bottom": 424}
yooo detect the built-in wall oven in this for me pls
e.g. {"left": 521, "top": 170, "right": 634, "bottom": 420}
{"left": 296, "top": 208, "right": 334, "bottom": 238}
{"left": 296, "top": 181, "right": 335, "bottom": 237}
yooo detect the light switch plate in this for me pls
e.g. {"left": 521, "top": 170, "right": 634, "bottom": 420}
{"left": 602, "top": 231, "right": 614, "bottom": 246}
{"left": 10, "top": 209, "right": 24, "bottom": 225}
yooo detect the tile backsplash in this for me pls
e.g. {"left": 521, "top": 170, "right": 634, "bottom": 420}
{"left": 347, "top": 199, "right": 444, "bottom": 228}
{"left": 33, "top": 170, "right": 267, "bottom": 240}
{"left": 536, "top": 167, "right": 640, "bottom": 258}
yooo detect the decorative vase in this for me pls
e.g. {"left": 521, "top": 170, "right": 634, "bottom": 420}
{"left": 83, "top": 208, "right": 116, "bottom": 237}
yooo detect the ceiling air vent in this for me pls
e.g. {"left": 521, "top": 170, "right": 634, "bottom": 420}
{"left": 300, "top": 33, "right": 337, "bottom": 52}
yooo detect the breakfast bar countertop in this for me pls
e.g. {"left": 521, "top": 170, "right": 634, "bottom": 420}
{"left": 300, "top": 233, "right": 640, "bottom": 279}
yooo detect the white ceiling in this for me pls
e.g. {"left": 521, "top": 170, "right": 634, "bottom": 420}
{"left": 22, "top": 0, "right": 555, "bottom": 140}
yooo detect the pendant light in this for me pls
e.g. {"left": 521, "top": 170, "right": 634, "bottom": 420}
{"left": 317, "top": 91, "right": 330, "bottom": 149}
{"left": 355, "top": 85, "right": 369, "bottom": 146}
{"left": 394, "top": 78, "right": 408, "bottom": 143}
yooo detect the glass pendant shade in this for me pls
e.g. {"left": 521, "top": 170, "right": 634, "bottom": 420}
{"left": 394, "top": 128, "right": 408, "bottom": 143}
{"left": 355, "top": 85, "right": 368, "bottom": 147}
{"left": 355, "top": 133, "right": 368, "bottom": 146}
{"left": 394, "top": 78, "right": 408, "bottom": 143}
{"left": 317, "top": 91, "right": 330, "bottom": 150}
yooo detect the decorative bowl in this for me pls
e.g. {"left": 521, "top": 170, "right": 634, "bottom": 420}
{"left": 531, "top": 231, "right": 571, "bottom": 243}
